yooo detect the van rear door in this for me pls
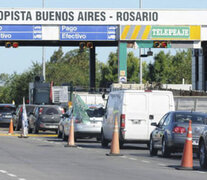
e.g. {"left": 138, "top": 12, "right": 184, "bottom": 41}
{"left": 148, "top": 92, "right": 174, "bottom": 139}
{"left": 124, "top": 93, "right": 148, "bottom": 140}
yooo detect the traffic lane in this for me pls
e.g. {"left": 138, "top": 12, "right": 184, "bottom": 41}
{"left": 29, "top": 136, "right": 201, "bottom": 171}
{"left": 0, "top": 136, "right": 206, "bottom": 180}
{"left": 0, "top": 127, "right": 58, "bottom": 137}
{"left": 75, "top": 139, "right": 200, "bottom": 168}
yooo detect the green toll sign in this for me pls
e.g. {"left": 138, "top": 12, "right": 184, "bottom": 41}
{"left": 151, "top": 26, "right": 190, "bottom": 39}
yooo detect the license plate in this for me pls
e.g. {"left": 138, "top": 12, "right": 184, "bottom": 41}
{"left": 91, "top": 121, "right": 97, "bottom": 124}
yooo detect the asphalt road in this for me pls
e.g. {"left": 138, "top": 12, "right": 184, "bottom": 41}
{"left": 0, "top": 128, "right": 206, "bottom": 180}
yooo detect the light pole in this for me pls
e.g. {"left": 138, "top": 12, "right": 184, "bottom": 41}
{"left": 139, "top": 0, "right": 142, "bottom": 84}
{"left": 42, "top": 0, "right": 46, "bottom": 82}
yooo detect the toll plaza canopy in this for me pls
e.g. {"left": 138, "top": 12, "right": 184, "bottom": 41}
{"left": 0, "top": 8, "right": 206, "bottom": 47}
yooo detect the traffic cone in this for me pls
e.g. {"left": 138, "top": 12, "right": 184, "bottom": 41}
{"left": 177, "top": 120, "right": 193, "bottom": 170}
{"left": 65, "top": 117, "right": 76, "bottom": 147}
{"left": 106, "top": 116, "right": 122, "bottom": 156}
{"left": 8, "top": 119, "right": 14, "bottom": 135}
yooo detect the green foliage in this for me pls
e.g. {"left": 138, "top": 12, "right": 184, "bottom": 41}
{"left": 0, "top": 48, "right": 192, "bottom": 104}
{"left": 148, "top": 50, "right": 192, "bottom": 84}
{"left": 99, "top": 51, "right": 148, "bottom": 87}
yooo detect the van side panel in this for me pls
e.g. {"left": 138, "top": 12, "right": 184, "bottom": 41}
{"left": 124, "top": 93, "right": 149, "bottom": 140}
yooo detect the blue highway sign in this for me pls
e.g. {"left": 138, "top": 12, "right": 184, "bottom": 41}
{"left": 0, "top": 25, "right": 42, "bottom": 40}
{"left": 60, "top": 25, "right": 118, "bottom": 41}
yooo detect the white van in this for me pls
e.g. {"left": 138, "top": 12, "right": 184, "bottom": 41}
{"left": 101, "top": 90, "right": 175, "bottom": 147}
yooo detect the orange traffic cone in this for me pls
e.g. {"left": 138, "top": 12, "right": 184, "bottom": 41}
{"left": 65, "top": 117, "right": 76, "bottom": 147}
{"left": 106, "top": 116, "right": 122, "bottom": 156}
{"left": 8, "top": 119, "right": 14, "bottom": 135}
{"left": 177, "top": 120, "right": 193, "bottom": 170}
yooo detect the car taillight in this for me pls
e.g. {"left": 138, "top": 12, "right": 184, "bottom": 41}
{"left": 75, "top": 119, "right": 81, "bottom": 123}
{"left": 39, "top": 108, "right": 43, "bottom": 115}
{"left": 61, "top": 108, "right": 65, "bottom": 114}
{"left": 120, "top": 114, "right": 125, "bottom": 128}
{"left": 173, "top": 126, "right": 186, "bottom": 134}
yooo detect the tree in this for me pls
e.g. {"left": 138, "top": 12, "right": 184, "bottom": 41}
{"left": 50, "top": 47, "right": 64, "bottom": 63}
{"left": 147, "top": 50, "right": 192, "bottom": 84}
{"left": 99, "top": 51, "right": 148, "bottom": 87}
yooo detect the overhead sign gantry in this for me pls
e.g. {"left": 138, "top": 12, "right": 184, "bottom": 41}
{"left": 0, "top": 8, "right": 207, "bottom": 89}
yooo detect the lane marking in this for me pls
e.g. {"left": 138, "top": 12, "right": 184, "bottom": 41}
{"left": 0, "top": 170, "right": 7, "bottom": 173}
{"left": 196, "top": 171, "right": 206, "bottom": 174}
{"left": 0, "top": 133, "right": 57, "bottom": 137}
{"left": 121, "top": 156, "right": 127, "bottom": 159}
{"left": 141, "top": 160, "right": 150, "bottom": 163}
{"left": 7, "top": 173, "right": 17, "bottom": 177}
{"left": 129, "top": 158, "right": 137, "bottom": 161}
{"left": 158, "top": 163, "right": 166, "bottom": 166}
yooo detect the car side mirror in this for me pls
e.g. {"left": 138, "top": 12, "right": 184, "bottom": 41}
{"left": 151, "top": 122, "right": 158, "bottom": 127}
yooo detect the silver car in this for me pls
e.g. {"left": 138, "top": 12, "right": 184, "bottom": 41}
{"left": 149, "top": 111, "right": 207, "bottom": 157}
{"left": 62, "top": 105, "right": 105, "bottom": 141}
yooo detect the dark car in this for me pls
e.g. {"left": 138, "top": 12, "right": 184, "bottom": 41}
{"left": 198, "top": 126, "right": 207, "bottom": 169}
{"left": 13, "top": 104, "right": 37, "bottom": 131}
{"left": 28, "top": 105, "right": 64, "bottom": 134}
{"left": 0, "top": 104, "right": 16, "bottom": 126}
{"left": 149, "top": 111, "right": 207, "bottom": 157}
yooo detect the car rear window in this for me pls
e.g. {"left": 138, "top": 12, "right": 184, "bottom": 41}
{"left": 174, "top": 113, "right": 205, "bottom": 124}
{"left": 0, "top": 106, "right": 15, "bottom": 113}
{"left": 41, "top": 107, "right": 60, "bottom": 115}
{"left": 26, "top": 106, "right": 36, "bottom": 113}
{"left": 86, "top": 107, "right": 105, "bottom": 117}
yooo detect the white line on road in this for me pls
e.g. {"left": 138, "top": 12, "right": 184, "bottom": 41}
{"left": 129, "top": 158, "right": 137, "bottom": 161}
{"left": 158, "top": 163, "right": 167, "bottom": 166}
{"left": 121, "top": 156, "right": 127, "bottom": 158}
{"left": 7, "top": 173, "right": 17, "bottom": 177}
{"left": 19, "top": 178, "right": 27, "bottom": 180}
{"left": 141, "top": 160, "right": 150, "bottom": 163}
{"left": 0, "top": 170, "right": 7, "bottom": 173}
{"left": 196, "top": 171, "right": 206, "bottom": 174}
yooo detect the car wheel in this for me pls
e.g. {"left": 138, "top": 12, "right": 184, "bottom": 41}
{"left": 33, "top": 124, "right": 39, "bottom": 134}
{"left": 149, "top": 137, "right": 158, "bottom": 156}
{"left": 28, "top": 126, "right": 32, "bottom": 133}
{"left": 162, "top": 138, "right": 170, "bottom": 157}
{"left": 96, "top": 135, "right": 101, "bottom": 142}
{"left": 62, "top": 129, "right": 68, "bottom": 141}
{"left": 16, "top": 122, "right": 21, "bottom": 131}
{"left": 57, "top": 128, "right": 62, "bottom": 138}
{"left": 119, "top": 140, "right": 124, "bottom": 149}
{"left": 199, "top": 140, "right": 207, "bottom": 169}
{"left": 101, "top": 130, "right": 109, "bottom": 148}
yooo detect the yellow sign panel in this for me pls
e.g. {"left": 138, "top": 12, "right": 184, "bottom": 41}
{"left": 120, "top": 25, "right": 201, "bottom": 41}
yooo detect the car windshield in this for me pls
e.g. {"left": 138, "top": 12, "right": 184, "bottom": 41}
{"left": 86, "top": 107, "right": 105, "bottom": 118}
{"left": 0, "top": 106, "right": 15, "bottom": 113}
{"left": 174, "top": 113, "right": 205, "bottom": 124}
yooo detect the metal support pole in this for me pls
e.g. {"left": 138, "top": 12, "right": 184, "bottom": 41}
{"left": 139, "top": 48, "right": 142, "bottom": 84}
{"left": 90, "top": 47, "right": 96, "bottom": 92}
{"left": 139, "top": 0, "right": 142, "bottom": 84}
{"left": 42, "top": 0, "right": 46, "bottom": 82}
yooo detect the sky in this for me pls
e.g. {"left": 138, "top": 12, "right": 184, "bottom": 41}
{"left": 0, "top": 0, "right": 206, "bottom": 74}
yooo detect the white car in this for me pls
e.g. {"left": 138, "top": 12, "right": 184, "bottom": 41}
{"left": 62, "top": 105, "right": 105, "bottom": 141}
